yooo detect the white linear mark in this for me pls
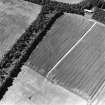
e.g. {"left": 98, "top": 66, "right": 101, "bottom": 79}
{"left": 46, "top": 22, "right": 97, "bottom": 78}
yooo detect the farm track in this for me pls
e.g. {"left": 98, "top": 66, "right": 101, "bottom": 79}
{"left": 0, "top": 0, "right": 89, "bottom": 100}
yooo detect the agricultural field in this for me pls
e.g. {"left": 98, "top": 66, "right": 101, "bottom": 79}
{"left": 1, "top": 0, "right": 105, "bottom": 105}
{"left": 0, "top": 0, "right": 41, "bottom": 59}
{"left": 25, "top": 13, "right": 94, "bottom": 76}
{"left": 47, "top": 22, "right": 105, "bottom": 100}
{"left": 0, "top": 65, "right": 87, "bottom": 105}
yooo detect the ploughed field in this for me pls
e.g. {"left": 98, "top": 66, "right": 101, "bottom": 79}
{"left": 25, "top": 11, "right": 105, "bottom": 102}
{"left": 0, "top": 0, "right": 42, "bottom": 100}
{"left": 25, "top": 13, "right": 94, "bottom": 76}
{"left": 47, "top": 23, "right": 105, "bottom": 100}
{"left": 0, "top": 0, "right": 41, "bottom": 59}
{"left": 1, "top": 65, "right": 87, "bottom": 105}
{"left": 1, "top": 0, "right": 105, "bottom": 105}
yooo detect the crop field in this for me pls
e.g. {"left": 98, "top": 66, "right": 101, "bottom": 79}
{"left": 25, "top": 13, "right": 94, "bottom": 76}
{"left": 47, "top": 22, "right": 105, "bottom": 101}
{"left": 0, "top": 65, "right": 87, "bottom": 105}
{"left": 1, "top": 0, "right": 105, "bottom": 105}
{"left": 0, "top": 0, "right": 41, "bottom": 59}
